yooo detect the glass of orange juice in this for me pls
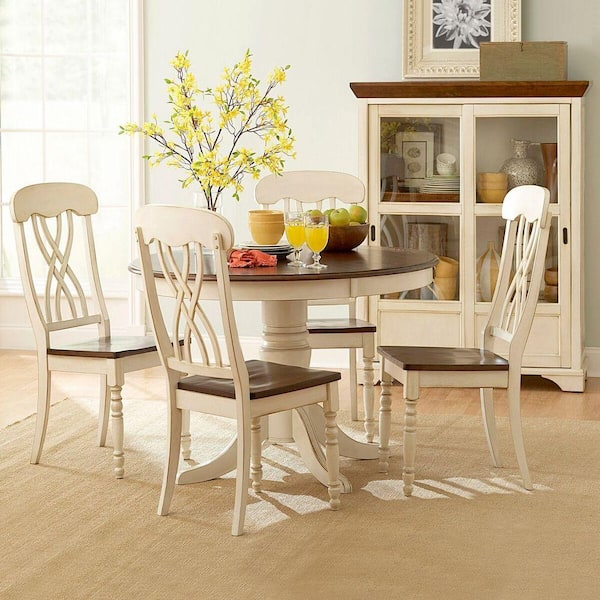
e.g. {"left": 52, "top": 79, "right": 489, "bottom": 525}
{"left": 284, "top": 211, "right": 306, "bottom": 266}
{"left": 304, "top": 212, "right": 329, "bottom": 270}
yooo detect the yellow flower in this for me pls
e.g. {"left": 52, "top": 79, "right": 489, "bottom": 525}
{"left": 120, "top": 49, "right": 295, "bottom": 211}
{"left": 171, "top": 52, "right": 190, "bottom": 70}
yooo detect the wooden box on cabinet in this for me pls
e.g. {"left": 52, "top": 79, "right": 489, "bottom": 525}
{"left": 351, "top": 80, "right": 589, "bottom": 391}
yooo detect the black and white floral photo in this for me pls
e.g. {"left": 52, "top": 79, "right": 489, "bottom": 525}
{"left": 432, "top": 0, "right": 492, "bottom": 49}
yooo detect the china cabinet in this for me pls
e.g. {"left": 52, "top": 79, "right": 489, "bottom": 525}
{"left": 351, "top": 80, "right": 589, "bottom": 391}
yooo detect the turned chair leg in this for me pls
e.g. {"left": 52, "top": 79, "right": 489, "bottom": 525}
{"left": 109, "top": 383, "right": 125, "bottom": 479}
{"left": 378, "top": 367, "right": 393, "bottom": 473}
{"left": 250, "top": 417, "right": 263, "bottom": 493}
{"left": 181, "top": 409, "right": 191, "bottom": 460}
{"left": 402, "top": 372, "right": 419, "bottom": 497}
{"left": 323, "top": 384, "right": 341, "bottom": 510}
{"left": 362, "top": 336, "right": 376, "bottom": 442}
{"left": 349, "top": 349, "right": 359, "bottom": 421}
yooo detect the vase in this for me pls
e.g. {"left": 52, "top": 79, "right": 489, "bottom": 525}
{"left": 476, "top": 241, "right": 500, "bottom": 302}
{"left": 500, "top": 139, "right": 540, "bottom": 190}
{"left": 540, "top": 142, "right": 558, "bottom": 203}
{"left": 193, "top": 192, "right": 222, "bottom": 212}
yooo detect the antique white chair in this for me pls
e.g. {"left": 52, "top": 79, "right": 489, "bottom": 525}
{"left": 255, "top": 170, "right": 377, "bottom": 439}
{"left": 377, "top": 185, "right": 551, "bottom": 493}
{"left": 135, "top": 205, "right": 342, "bottom": 536}
{"left": 11, "top": 182, "right": 160, "bottom": 478}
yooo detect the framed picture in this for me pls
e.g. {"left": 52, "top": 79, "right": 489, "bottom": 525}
{"left": 399, "top": 131, "right": 434, "bottom": 188}
{"left": 403, "top": 0, "right": 521, "bottom": 78}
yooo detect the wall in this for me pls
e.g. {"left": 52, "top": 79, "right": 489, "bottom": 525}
{"left": 142, "top": 0, "right": 600, "bottom": 364}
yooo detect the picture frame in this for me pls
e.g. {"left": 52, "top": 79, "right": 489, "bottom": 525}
{"left": 399, "top": 131, "right": 434, "bottom": 188}
{"left": 403, "top": 0, "right": 521, "bottom": 79}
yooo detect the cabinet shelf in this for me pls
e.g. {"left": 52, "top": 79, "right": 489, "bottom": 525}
{"left": 382, "top": 191, "right": 460, "bottom": 203}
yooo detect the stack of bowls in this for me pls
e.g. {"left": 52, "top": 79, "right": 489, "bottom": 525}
{"left": 433, "top": 256, "right": 459, "bottom": 300}
{"left": 248, "top": 210, "right": 285, "bottom": 245}
{"left": 477, "top": 172, "right": 508, "bottom": 204}
{"left": 544, "top": 267, "right": 558, "bottom": 302}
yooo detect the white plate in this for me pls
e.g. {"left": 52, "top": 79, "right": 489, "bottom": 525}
{"left": 237, "top": 242, "right": 293, "bottom": 256}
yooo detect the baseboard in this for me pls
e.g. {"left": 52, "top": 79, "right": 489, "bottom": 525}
{"left": 586, "top": 347, "right": 600, "bottom": 377}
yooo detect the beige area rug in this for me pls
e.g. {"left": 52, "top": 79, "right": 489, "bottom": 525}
{"left": 1, "top": 396, "right": 599, "bottom": 600}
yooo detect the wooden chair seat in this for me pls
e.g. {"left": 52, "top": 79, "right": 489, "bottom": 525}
{"left": 48, "top": 336, "right": 158, "bottom": 359}
{"left": 378, "top": 346, "right": 509, "bottom": 372}
{"left": 178, "top": 359, "right": 340, "bottom": 399}
{"left": 377, "top": 185, "right": 551, "bottom": 495}
{"left": 307, "top": 318, "right": 377, "bottom": 335}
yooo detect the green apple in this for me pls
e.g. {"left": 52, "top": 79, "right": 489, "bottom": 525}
{"left": 348, "top": 204, "right": 368, "bottom": 224}
{"left": 306, "top": 208, "right": 323, "bottom": 223}
{"left": 328, "top": 207, "right": 351, "bottom": 226}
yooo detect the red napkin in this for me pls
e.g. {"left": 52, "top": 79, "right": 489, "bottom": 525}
{"left": 228, "top": 249, "right": 277, "bottom": 268}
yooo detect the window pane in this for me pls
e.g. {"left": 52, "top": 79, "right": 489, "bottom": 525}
{"left": 93, "top": 206, "right": 130, "bottom": 287}
{"left": 0, "top": 57, "right": 43, "bottom": 129}
{"left": 90, "top": 55, "right": 129, "bottom": 130}
{"left": 1, "top": 132, "right": 44, "bottom": 195}
{"left": 89, "top": 133, "right": 129, "bottom": 206}
{"left": 45, "top": 132, "right": 89, "bottom": 181}
{"left": 0, "top": 0, "right": 42, "bottom": 54}
{"left": 45, "top": 56, "right": 88, "bottom": 130}
{"left": 43, "top": 0, "right": 88, "bottom": 55}
{"left": 91, "top": 0, "right": 129, "bottom": 53}
{"left": 1, "top": 206, "right": 18, "bottom": 278}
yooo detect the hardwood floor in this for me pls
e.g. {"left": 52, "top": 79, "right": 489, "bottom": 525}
{"left": 1, "top": 349, "right": 599, "bottom": 430}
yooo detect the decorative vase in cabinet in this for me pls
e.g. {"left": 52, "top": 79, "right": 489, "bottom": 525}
{"left": 500, "top": 139, "right": 540, "bottom": 190}
{"left": 476, "top": 241, "right": 501, "bottom": 302}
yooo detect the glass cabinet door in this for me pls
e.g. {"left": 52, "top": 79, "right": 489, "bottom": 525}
{"left": 473, "top": 106, "right": 567, "bottom": 365}
{"left": 375, "top": 108, "right": 462, "bottom": 303}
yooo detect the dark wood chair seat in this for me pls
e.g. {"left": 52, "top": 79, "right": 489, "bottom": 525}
{"left": 178, "top": 359, "right": 341, "bottom": 399}
{"left": 378, "top": 345, "right": 509, "bottom": 372}
{"left": 307, "top": 318, "right": 377, "bottom": 335}
{"left": 48, "top": 336, "right": 158, "bottom": 359}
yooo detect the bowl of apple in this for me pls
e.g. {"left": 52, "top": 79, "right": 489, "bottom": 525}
{"left": 322, "top": 205, "right": 369, "bottom": 252}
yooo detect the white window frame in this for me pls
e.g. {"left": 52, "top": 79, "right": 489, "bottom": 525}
{"left": 0, "top": 0, "right": 145, "bottom": 333}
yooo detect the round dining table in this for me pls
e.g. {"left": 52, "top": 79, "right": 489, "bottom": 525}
{"left": 129, "top": 245, "right": 437, "bottom": 492}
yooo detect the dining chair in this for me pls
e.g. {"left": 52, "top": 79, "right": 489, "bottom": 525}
{"left": 135, "top": 205, "right": 342, "bottom": 536}
{"left": 377, "top": 185, "right": 551, "bottom": 494}
{"left": 11, "top": 182, "right": 160, "bottom": 478}
{"left": 255, "top": 170, "right": 377, "bottom": 440}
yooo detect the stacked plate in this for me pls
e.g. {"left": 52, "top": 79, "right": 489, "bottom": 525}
{"left": 421, "top": 175, "right": 460, "bottom": 194}
{"left": 239, "top": 241, "right": 293, "bottom": 257}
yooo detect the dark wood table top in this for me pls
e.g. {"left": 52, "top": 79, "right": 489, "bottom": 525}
{"left": 128, "top": 246, "right": 439, "bottom": 282}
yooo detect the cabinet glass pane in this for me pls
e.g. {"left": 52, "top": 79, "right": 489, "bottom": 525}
{"left": 475, "top": 215, "right": 559, "bottom": 303}
{"left": 475, "top": 117, "right": 558, "bottom": 204}
{"left": 380, "top": 117, "right": 460, "bottom": 203}
{"left": 380, "top": 214, "right": 460, "bottom": 301}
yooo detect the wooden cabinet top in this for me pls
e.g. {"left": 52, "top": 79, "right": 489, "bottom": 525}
{"left": 350, "top": 80, "right": 590, "bottom": 99}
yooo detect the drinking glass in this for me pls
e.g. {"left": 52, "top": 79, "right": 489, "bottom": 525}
{"left": 284, "top": 211, "right": 306, "bottom": 266}
{"left": 304, "top": 213, "right": 329, "bottom": 270}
